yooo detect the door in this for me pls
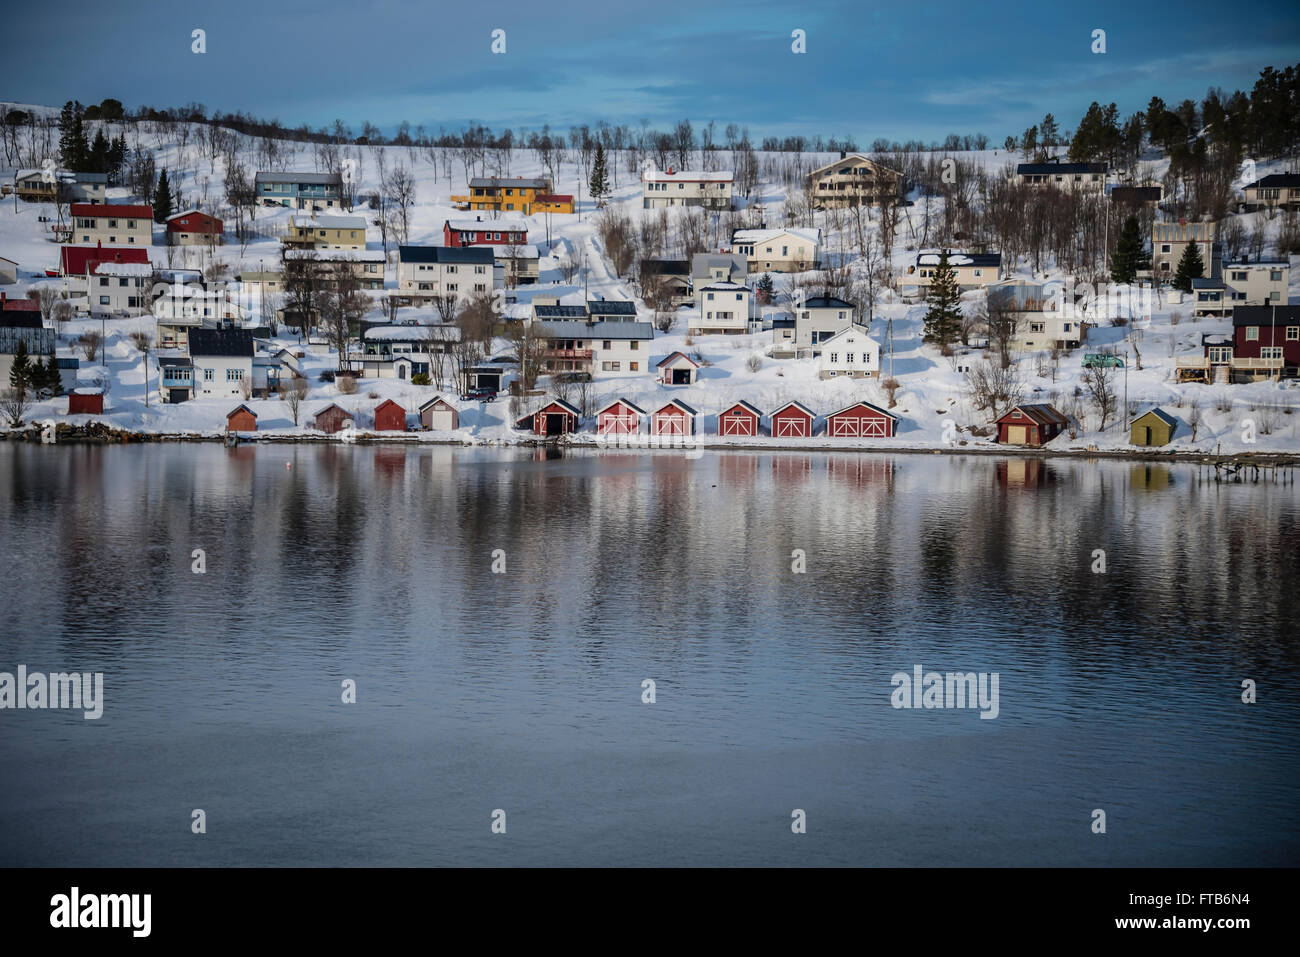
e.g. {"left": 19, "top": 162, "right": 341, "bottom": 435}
{"left": 1006, "top": 425, "right": 1027, "bottom": 444}
{"left": 673, "top": 369, "right": 690, "bottom": 385}
{"left": 1144, "top": 427, "right": 1152, "bottom": 446}
{"left": 776, "top": 416, "right": 806, "bottom": 438}
{"left": 545, "top": 414, "right": 566, "bottom": 436}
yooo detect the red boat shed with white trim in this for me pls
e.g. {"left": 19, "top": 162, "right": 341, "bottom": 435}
{"left": 596, "top": 398, "right": 646, "bottom": 435}
{"left": 717, "top": 400, "right": 762, "bottom": 436}
{"left": 769, "top": 400, "right": 816, "bottom": 438}
{"left": 651, "top": 399, "right": 697, "bottom": 435}
{"left": 825, "top": 401, "right": 897, "bottom": 438}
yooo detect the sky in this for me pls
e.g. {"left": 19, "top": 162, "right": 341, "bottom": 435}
{"left": 1, "top": 0, "right": 1298, "bottom": 145}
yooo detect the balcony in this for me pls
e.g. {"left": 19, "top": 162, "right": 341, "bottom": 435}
{"left": 542, "top": 348, "right": 593, "bottom": 360}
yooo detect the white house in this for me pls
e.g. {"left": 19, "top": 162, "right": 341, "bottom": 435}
{"left": 730, "top": 227, "right": 820, "bottom": 273}
{"left": 642, "top": 168, "right": 734, "bottom": 209}
{"left": 71, "top": 204, "right": 154, "bottom": 246}
{"left": 794, "top": 295, "right": 857, "bottom": 355}
{"left": 187, "top": 328, "right": 255, "bottom": 399}
{"left": 692, "top": 281, "right": 754, "bottom": 335}
{"left": 818, "top": 325, "right": 880, "bottom": 379}
{"left": 396, "top": 245, "right": 498, "bottom": 306}
{"left": 87, "top": 261, "right": 152, "bottom": 317}
{"left": 534, "top": 320, "right": 655, "bottom": 377}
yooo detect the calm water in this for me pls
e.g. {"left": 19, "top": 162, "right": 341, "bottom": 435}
{"left": 0, "top": 443, "right": 1297, "bottom": 866}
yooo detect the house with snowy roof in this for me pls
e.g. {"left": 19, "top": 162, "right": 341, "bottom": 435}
{"left": 692, "top": 279, "right": 755, "bottom": 335}
{"left": 353, "top": 323, "right": 461, "bottom": 379}
{"left": 730, "top": 227, "right": 820, "bottom": 273}
{"left": 451, "top": 176, "right": 554, "bottom": 214}
{"left": 13, "top": 169, "right": 105, "bottom": 204}
{"left": 1016, "top": 159, "right": 1107, "bottom": 191}
{"left": 443, "top": 218, "right": 528, "bottom": 247}
{"left": 641, "top": 167, "right": 733, "bottom": 209}
{"left": 87, "top": 259, "right": 153, "bottom": 316}
{"left": 817, "top": 324, "right": 880, "bottom": 379}
{"left": 533, "top": 319, "right": 654, "bottom": 378}
{"left": 282, "top": 213, "right": 368, "bottom": 250}
{"left": 1242, "top": 173, "right": 1300, "bottom": 212}
{"left": 254, "top": 171, "right": 343, "bottom": 210}
{"left": 806, "top": 153, "right": 903, "bottom": 209}
{"left": 187, "top": 328, "right": 255, "bottom": 400}
{"left": 902, "top": 250, "right": 1002, "bottom": 295}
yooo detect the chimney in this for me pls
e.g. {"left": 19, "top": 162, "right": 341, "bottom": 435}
{"left": 840, "top": 151, "right": 846, "bottom": 160}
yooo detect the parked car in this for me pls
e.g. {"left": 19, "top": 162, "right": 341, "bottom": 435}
{"left": 460, "top": 388, "right": 496, "bottom": 402}
{"left": 1081, "top": 353, "right": 1125, "bottom": 369}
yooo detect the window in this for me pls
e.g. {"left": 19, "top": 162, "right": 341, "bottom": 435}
{"left": 227, "top": 368, "right": 243, "bottom": 381}
{"left": 630, "top": 341, "right": 639, "bottom": 350}
{"left": 1287, "top": 327, "right": 1299, "bottom": 341}
{"left": 1232, "top": 271, "right": 1247, "bottom": 281}
{"left": 119, "top": 278, "right": 129, "bottom": 287}
{"left": 603, "top": 340, "right": 611, "bottom": 350}
{"left": 99, "top": 277, "right": 109, "bottom": 286}
{"left": 99, "top": 295, "right": 109, "bottom": 305}
{"left": 1030, "top": 322, "right": 1045, "bottom": 333}
{"left": 1271, "top": 270, "right": 1284, "bottom": 282}
{"left": 1261, "top": 347, "right": 1283, "bottom": 359}
{"left": 630, "top": 362, "right": 638, "bottom": 372}
{"left": 203, "top": 368, "right": 214, "bottom": 380}
{"left": 1246, "top": 326, "right": 1259, "bottom": 340}
{"left": 1161, "top": 244, "right": 1171, "bottom": 253}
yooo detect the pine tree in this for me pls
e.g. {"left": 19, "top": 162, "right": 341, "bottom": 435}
{"left": 589, "top": 142, "right": 609, "bottom": 205}
{"left": 756, "top": 272, "right": 774, "bottom": 303}
{"left": 108, "top": 135, "right": 127, "bottom": 185}
{"left": 153, "top": 169, "right": 173, "bottom": 222}
{"left": 1172, "top": 240, "right": 1205, "bottom": 292}
{"left": 41, "top": 356, "right": 64, "bottom": 398}
{"left": 1111, "top": 215, "right": 1148, "bottom": 284}
{"left": 8, "top": 339, "right": 32, "bottom": 397}
{"left": 88, "top": 128, "right": 110, "bottom": 174}
{"left": 922, "top": 250, "right": 962, "bottom": 348}
{"left": 58, "top": 101, "right": 88, "bottom": 171}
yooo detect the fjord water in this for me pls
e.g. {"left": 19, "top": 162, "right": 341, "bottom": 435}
{"left": 0, "top": 443, "right": 1296, "bottom": 867}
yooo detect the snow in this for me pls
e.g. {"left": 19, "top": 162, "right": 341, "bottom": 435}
{"left": 0, "top": 120, "right": 1298, "bottom": 455}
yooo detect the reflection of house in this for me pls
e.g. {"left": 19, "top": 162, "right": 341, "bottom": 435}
{"left": 995, "top": 404, "right": 1067, "bottom": 445}
{"left": 807, "top": 153, "right": 902, "bottom": 208}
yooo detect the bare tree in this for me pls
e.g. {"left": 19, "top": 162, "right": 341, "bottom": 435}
{"left": 965, "top": 359, "right": 1024, "bottom": 423}
{"left": 0, "top": 388, "right": 31, "bottom": 426}
{"left": 1080, "top": 364, "right": 1118, "bottom": 432}
{"left": 282, "top": 375, "right": 308, "bottom": 425}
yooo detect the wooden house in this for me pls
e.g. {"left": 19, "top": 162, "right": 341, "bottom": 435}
{"left": 825, "top": 401, "right": 898, "bottom": 438}
{"left": 995, "top": 404, "right": 1068, "bottom": 446}
{"left": 656, "top": 351, "right": 699, "bottom": 385}
{"left": 651, "top": 399, "right": 697, "bottom": 435}
{"left": 374, "top": 399, "right": 407, "bottom": 431}
{"left": 1130, "top": 408, "right": 1176, "bottom": 447}
{"left": 516, "top": 398, "right": 580, "bottom": 436}
{"left": 419, "top": 396, "right": 459, "bottom": 431}
{"left": 770, "top": 401, "right": 816, "bottom": 438}
{"left": 717, "top": 400, "right": 762, "bottom": 437}
{"left": 313, "top": 403, "right": 354, "bottom": 434}
{"left": 596, "top": 398, "right": 646, "bottom": 435}
{"left": 67, "top": 390, "right": 103, "bottom": 415}
{"left": 226, "top": 404, "right": 257, "bottom": 432}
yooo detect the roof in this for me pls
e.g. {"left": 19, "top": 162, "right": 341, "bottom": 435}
{"left": 314, "top": 402, "right": 352, "bottom": 419}
{"left": 827, "top": 400, "right": 896, "bottom": 420}
{"left": 188, "top": 328, "right": 254, "bottom": 358}
{"left": 1132, "top": 407, "right": 1176, "bottom": 428}
{"left": 1, "top": 297, "right": 40, "bottom": 312}
{"left": 656, "top": 350, "right": 698, "bottom": 368}
{"left": 597, "top": 397, "right": 647, "bottom": 416}
{"left": 1232, "top": 305, "right": 1300, "bottom": 325}
{"left": 641, "top": 258, "right": 690, "bottom": 277}
{"left": 801, "top": 295, "right": 856, "bottom": 309}
{"left": 61, "top": 245, "right": 149, "bottom": 275}
{"left": 732, "top": 227, "right": 821, "bottom": 246}
{"left": 722, "top": 399, "right": 764, "bottom": 417}
{"left": 535, "top": 320, "right": 653, "bottom": 340}
{"left": 771, "top": 400, "right": 816, "bottom": 418}
{"left": 1191, "top": 278, "right": 1224, "bottom": 290}
{"left": 533, "top": 398, "right": 581, "bottom": 415}
{"left": 1110, "top": 185, "right": 1162, "bottom": 202}
{"left": 699, "top": 281, "right": 749, "bottom": 292}
{"left": 289, "top": 213, "right": 367, "bottom": 230}
{"left": 997, "top": 403, "right": 1068, "bottom": 427}
{"left": 533, "top": 304, "right": 590, "bottom": 320}
{"left": 446, "top": 218, "right": 527, "bottom": 233}
{"left": 642, "top": 169, "right": 733, "bottom": 183}
{"left": 91, "top": 261, "right": 152, "bottom": 277}
{"left": 255, "top": 171, "right": 341, "bottom": 185}
{"left": 656, "top": 398, "right": 698, "bottom": 416}
{"left": 1017, "top": 161, "right": 1107, "bottom": 175}
{"left": 586, "top": 299, "right": 638, "bottom": 316}
{"left": 0, "top": 326, "right": 54, "bottom": 356}
{"left": 1245, "top": 173, "right": 1300, "bottom": 189}
{"left": 535, "top": 194, "right": 573, "bottom": 203}
{"left": 418, "top": 395, "right": 456, "bottom": 412}
{"left": 375, "top": 398, "right": 405, "bottom": 411}
{"left": 166, "top": 209, "right": 222, "bottom": 226}
{"left": 468, "top": 176, "right": 550, "bottom": 189}
{"left": 914, "top": 250, "right": 1002, "bottom": 269}
{"left": 363, "top": 323, "right": 460, "bottom": 342}
{"left": 283, "top": 248, "right": 385, "bottom": 262}
{"left": 398, "top": 245, "right": 494, "bottom": 265}
{"left": 1224, "top": 260, "right": 1290, "bottom": 268}
{"left": 227, "top": 404, "right": 257, "bottom": 419}
{"left": 820, "top": 324, "right": 877, "bottom": 346}
{"left": 70, "top": 203, "right": 153, "bottom": 218}
{"left": 807, "top": 153, "right": 901, "bottom": 178}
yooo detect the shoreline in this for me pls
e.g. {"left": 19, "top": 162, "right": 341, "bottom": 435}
{"left": 3, "top": 423, "right": 1299, "bottom": 467}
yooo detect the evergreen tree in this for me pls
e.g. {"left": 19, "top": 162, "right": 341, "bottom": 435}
{"left": 58, "top": 101, "right": 89, "bottom": 171}
{"left": 41, "top": 356, "right": 64, "bottom": 398}
{"left": 922, "top": 251, "right": 962, "bottom": 348}
{"left": 1110, "top": 215, "right": 1148, "bottom": 284}
{"left": 88, "top": 128, "right": 110, "bottom": 174}
{"left": 756, "top": 272, "right": 774, "bottom": 303}
{"left": 589, "top": 142, "right": 609, "bottom": 205}
{"left": 8, "top": 339, "right": 32, "bottom": 397}
{"left": 153, "top": 169, "right": 173, "bottom": 222}
{"left": 108, "top": 135, "right": 127, "bottom": 185}
{"left": 1172, "top": 241, "right": 1205, "bottom": 292}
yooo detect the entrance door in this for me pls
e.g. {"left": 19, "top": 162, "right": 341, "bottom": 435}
{"left": 673, "top": 369, "right": 690, "bottom": 385}
{"left": 545, "top": 413, "right": 566, "bottom": 436}
{"left": 1007, "top": 425, "right": 1027, "bottom": 444}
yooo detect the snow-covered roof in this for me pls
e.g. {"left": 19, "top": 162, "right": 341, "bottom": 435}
{"left": 282, "top": 248, "right": 385, "bottom": 262}
{"left": 915, "top": 249, "right": 1001, "bottom": 268}
{"left": 642, "top": 169, "right": 734, "bottom": 183}
{"left": 289, "top": 214, "right": 367, "bottom": 230}
{"left": 699, "top": 280, "right": 749, "bottom": 292}
{"left": 732, "top": 227, "right": 821, "bottom": 246}
{"left": 91, "top": 262, "right": 152, "bottom": 277}
{"left": 447, "top": 219, "right": 527, "bottom": 233}
{"left": 363, "top": 324, "right": 460, "bottom": 342}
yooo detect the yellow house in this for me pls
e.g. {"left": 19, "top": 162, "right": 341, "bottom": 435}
{"left": 451, "top": 177, "right": 556, "bottom": 214}
{"left": 281, "top": 213, "right": 367, "bottom": 250}
{"left": 533, "top": 192, "right": 575, "bottom": 214}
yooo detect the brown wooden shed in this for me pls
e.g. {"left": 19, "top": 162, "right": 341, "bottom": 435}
{"left": 374, "top": 399, "right": 407, "bottom": 431}
{"left": 226, "top": 404, "right": 258, "bottom": 432}
{"left": 313, "top": 403, "right": 354, "bottom": 434}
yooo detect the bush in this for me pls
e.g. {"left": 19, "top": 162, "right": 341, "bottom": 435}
{"left": 337, "top": 374, "right": 358, "bottom": 395}
{"left": 411, "top": 373, "right": 431, "bottom": 386}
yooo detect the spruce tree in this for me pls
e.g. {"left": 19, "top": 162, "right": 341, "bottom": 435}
{"left": 1172, "top": 240, "right": 1205, "bottom": 292}
{"left": 589, "top": 142, "right": 609, "bottom": 205}
{"left": 922, "top": 250, "right": 962, "bottom": 348}
{"left": 756, "top": 272, "right": 774, "bottom": 303}
{"left": 88, "top": 128, "right": 110, "bottom": 174}
{"left": 58, "top": 101, "right": 88, "bottom": 171}
{"left": 1111, "top": 215, "right": 1148, "bottom": 284}
{"left": 8, "top": 339, "right": 32, "bottom": 397}
{"left": 153, "top": 169, "right": 173, "bottom": 222}
{"left": 42, "top": 356, "right": 64, "bottom": 397}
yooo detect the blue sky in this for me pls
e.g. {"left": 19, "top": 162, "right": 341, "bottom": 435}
{"left": 2, "top": 0, "right": 1297, "bottom": 143}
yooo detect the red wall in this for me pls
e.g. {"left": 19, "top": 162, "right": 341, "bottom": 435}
{"left": 374, "top": 402, "right": 406, "bottom": 431}
{"left": 68, "top": 393, "right": 103, "bottom": 415}
{"left": 227, "top": 409, "right": 257, "bottom": 431}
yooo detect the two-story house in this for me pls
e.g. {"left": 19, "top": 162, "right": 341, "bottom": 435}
{"left": 283, "top": 248, "right": 385, "bottom": 290}
{"left": 254, "top": 171, "right": 344, "bottom": 210}
{"left": 792, "top": 295, "right": 857, "bottom": 357}
{"left": 730, "top": 227, "right": 820, "bottom": 273}
{"left": 692, "top": 281, "right": 754, "bottom": 336}
{"left": 443, "top": 218, "right": 527, "bottom": 247}
{"left": 987, "top": 280, "right": 1086, "bottom": 352}
{"left": 1016, "top": 159, "right": 1107, "bottom": 191}
{"left": 1151, "top": 221, "right": 1219, "bottom": 279}
{"left": 13, "top": 169, "right": 106, "bottom": 203}
{"left": 1179, "top": 306, "right": 1300, "bottom": 383}
{"left": 641, "top": 168, "right": 733, "bottom": 209}
{"left": 807, "top": 153, "right": 902, "bottom": 209}
{"left": 1242, "top": 173, "right": 1300, "bottom": 212}
{"left": 352, "top": 323, "right": 461, "bottom": 379}
{"left": 71, "top": 204, "right": 153, "bottom": 246}
{"left": 451, "top": 177, "right": 555, "bottom": 214}
{"left": 87, "top": 261, "right": 152, "bottom": 317}
{"left": 902, "top": 250, "right": 1002, "bottom": 295}
{"left": 187, "top": 328, "right": 255, "bottom": 399}
{"left": 166, "top": 210, "right": 224, "bottom": 246}
{"left": 533, "top": 319, "right": 654, "bottom": 378}
{"left": 282, "top": 213, "right": 367, "bottom": 250}
{"left": 1193, "top": 261, "right": 1289, "bottom": 318}
{"left": 817, "top": 324, "right": 881, "bottom": 379}
{"left": 396, "top": 246, "right": 498, "bottom": 306}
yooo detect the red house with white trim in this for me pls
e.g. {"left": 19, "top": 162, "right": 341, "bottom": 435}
{"left": 597, "top": 398, "right": 645, "bottom": 434}
{"left": 516, "top": 398, "right": 580, "bottom": 436}
{"left": 994, "top": 403, "right": 1067, "bottom": 445}
{"left": 374, "top": 399, "right": 407, "bottom": 431}
{"left": 769, "top": 400, "right": 816, "bottom": 438}
{"left": 825, "top": 401, "right": 897, "bottom": 438}
{"left": 717, "top": 400, "right": 762, "bottom": 436}
{"left": 443, "top": 218, "right": 528, "bottom": 247}
{"left": 166, "top": 210, "right": 224, "bottom": 245}
{"left": 651, "top": 399, "right": 697, "bottom": 435}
